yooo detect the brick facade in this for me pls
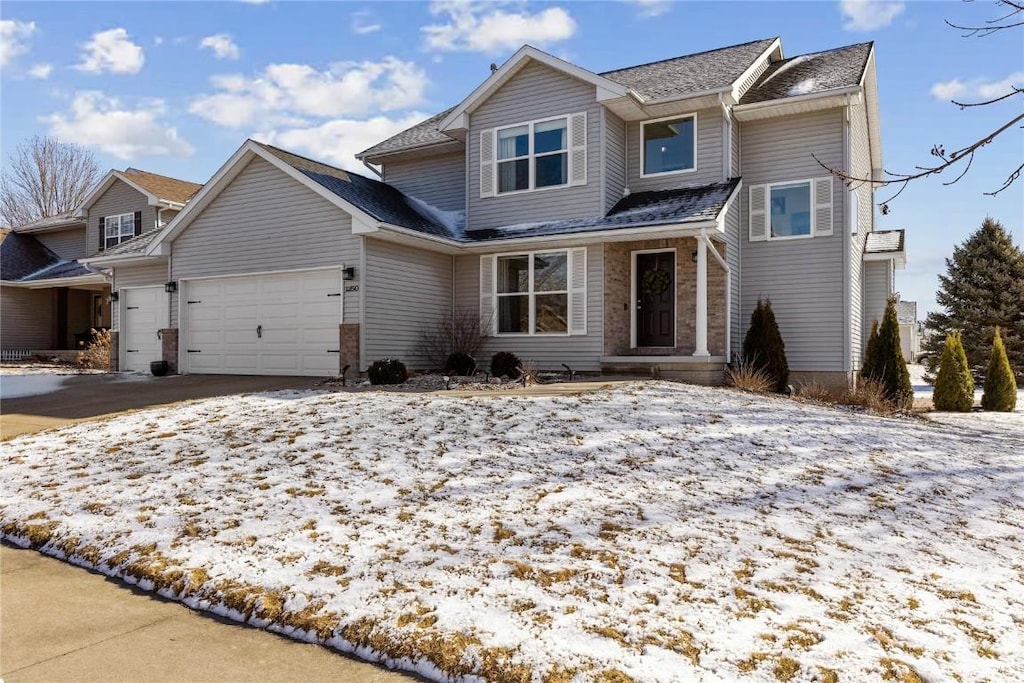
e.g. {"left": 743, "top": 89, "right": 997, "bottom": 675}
{"left": 108, "top": 330, "right": 119, "bottom": 371}
{"left": 603, "top": 238, "right": 727, "bottom": 357}
{"left": 340, "top": 323, "right": 360, "bottom": 377}
{"left": 160, "top": 328, "right": 178, "bottom": 373}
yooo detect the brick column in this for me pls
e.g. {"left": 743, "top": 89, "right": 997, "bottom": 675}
{"left": 108, "top": 331, "right": 119, "bottom": 371}
{"left": 340, "top": 324, "right": 360, "bottom": 378}
{"left": 160, "top": 328, "right": 179, "bottom": 373}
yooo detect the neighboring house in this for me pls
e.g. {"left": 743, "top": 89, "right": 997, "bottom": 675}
{"left": 896, "top": 298, "right": 919, "bottom": 363}
{"left": 1, "top": 168, "right": 202, "bottom": 362}
{"left": 89, "top": 37, "right": 905, "bottom": 386}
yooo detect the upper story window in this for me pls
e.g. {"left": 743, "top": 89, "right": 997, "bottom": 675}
{"left": 104, "top": 213, "right": 135, "bottom": 249}
{"left": 479, "top": 112, "right": 587, "bottom": 199}
{"left": 641, "top": 114, "right": 695, "bottom": 177}
{"left": 748, "top": 177, "right": 833, "bottom": 243}
{"left": 769, "top": 181, "right": 812, "bottom": 238}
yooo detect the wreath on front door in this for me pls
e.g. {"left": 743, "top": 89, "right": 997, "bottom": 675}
{"left": 641, "top": 268, "right": 671, "bottom": 297}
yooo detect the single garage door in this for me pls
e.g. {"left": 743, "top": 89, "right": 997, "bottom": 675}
{"left": 122, "top": 286, "right": 169, "bottom": 373}
{"left": 183, "top": 268, "right": 342, "bottom": 376}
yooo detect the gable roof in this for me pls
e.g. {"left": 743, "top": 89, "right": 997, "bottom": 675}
{"left": 357, "top": 108, "right": 457, "bottom": 160}
{"left": 12, "top": 211, "right": 86, "bottom": 234}
{"left": 601, "top": 37, "right": 777, "bottom": 101}
{"left": 0, "top": 230, "right": 97, "bottom": 283}
{"left": 76, "top": 167, "right": 203, "bottom": 216}
{"left": 865, "top": 229, "right": 904, "bottom": 254}
{"left": 739, "top": 42, "right": 873, "bottom": 105}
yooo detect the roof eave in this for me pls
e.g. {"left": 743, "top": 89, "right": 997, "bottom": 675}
{"left": 732, "top": 85, "right": 863, "bottom": 120}
{"left": 3, "top": 272, "right": 109, "bottom": 289}
{"left": 81, "top": 252, "right": 165, "bottom": 266}
{"left": 357, "top": 138, "right": 463, "bottom": 163}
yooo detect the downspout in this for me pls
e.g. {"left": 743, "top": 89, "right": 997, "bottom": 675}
{"left": 720, "top": 93, "right": 729, "bottom": 182}
{"left": 702, "top": 230, "right": 731, "bottom": 359}
{"left": 842, "top": 93, "right": 852, "bottom": 378}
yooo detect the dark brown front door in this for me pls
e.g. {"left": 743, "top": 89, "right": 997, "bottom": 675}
{"left": 636, "top": 251, "right": 675, "bottom": 347}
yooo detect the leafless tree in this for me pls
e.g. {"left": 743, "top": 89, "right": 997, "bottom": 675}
{"left": 815, "top": 0, "right": 1023, "bottom": 214}
{"left": 0, "top": 136, "right": 101, "bottom": 227}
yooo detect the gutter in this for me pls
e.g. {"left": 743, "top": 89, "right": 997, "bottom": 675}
{"left": 3, "top": 273, "right": 109, "bottom": 289}
{"left": 732, "top": 85, "right": 862, "bottom": 118}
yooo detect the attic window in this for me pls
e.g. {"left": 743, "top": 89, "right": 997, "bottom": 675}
{"left": 641, "top": 114, "right": 695, "bottom": 177}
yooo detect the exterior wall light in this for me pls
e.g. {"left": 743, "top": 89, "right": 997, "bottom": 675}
{"left": 342, "top": 267, "right": 356, "bottom": 281}
{"left": 164, "top": 281, "right": 178, "bottom": 293}
{"left": 109, "top": 291, "right": 119, "bottom": 303}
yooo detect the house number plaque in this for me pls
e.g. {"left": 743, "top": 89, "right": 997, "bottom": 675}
{"left": 345, "top": 285, "right": 360, "bottom": 292}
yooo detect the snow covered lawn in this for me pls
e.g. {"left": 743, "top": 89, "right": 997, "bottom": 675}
{"left": 2, "top": 382, "right": 1022, "bottom": 682}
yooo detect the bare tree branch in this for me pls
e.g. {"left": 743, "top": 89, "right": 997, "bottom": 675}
{"left": 945, "top": 0, "right": 1024, "bottom": 36}
{"left": 0, "top": 136, "right": 100, "bottom": 228}
{"left": 952, "top": 87, "right": 1024, "bottom": 108}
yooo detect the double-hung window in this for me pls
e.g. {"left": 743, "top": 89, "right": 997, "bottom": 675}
{"left": 641, "top": 114, "right": 695, "bottom": 176}
{"left": 497, "top": 118, "right": 568, "bottom": 193}
{"left": 496, "top": 251, "right": 569, "bottom": 334}
{"left": 104, "top": 213, "right": 136, "bottom": 249}
{"left": 748, "top": 177, "right": 833, "bottom": 242}
{"left": 769, "top": 181, "right": 812, "bottom": 238}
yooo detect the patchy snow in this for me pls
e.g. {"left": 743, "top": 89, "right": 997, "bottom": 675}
{"left": 2, "top": 381, "right": 1023, "bottom": 682}
{"left": 908, "top": 363, "right": 1023, "bottom": 432}
{"left": 406, "top": 195, "right": 466, "bottom": 237}
{"left": 788, "top": 78, "right": 819, "bottom": 96}
{"left": 0, "top": 374, "right": 70, "bottom": 398}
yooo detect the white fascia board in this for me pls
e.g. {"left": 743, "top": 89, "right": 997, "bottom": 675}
{"left": 82, "top": 252, "right": 165, "bottom": 267}
{"left": 4, "top": 273, "right": 109, "bottom": 289}
{"left": 863, "top": 250, "right": 906, "bottom": 268}
{"left": 439, "top": 45, "right": 629, "bottom": 132}
{"left": 730, "top": 38, "right": 782, "bottom": 103}
{"left": 732, "top": 86, "right": 862, "bottom": 120}
{"left": 861, "top": 48, "right": 884, "bottom": 176}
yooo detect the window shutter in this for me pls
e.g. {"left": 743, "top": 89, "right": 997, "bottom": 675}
{"left": 479, "top": 128, "right": 496, "bottom": 198}
{"left": 134, "top": 211, "right": 143, "bottom": 237}
{"left": 814, "top": 177, "right": 833, "bottom": 236}
{"left": 568, "top": 247, "right": 587, "bottom": 335}
{"left": 748, "top": 185, "right": 766, "bottom": 241}
{"left": 569, "top": 112, "right": 587, "bottom": 186}
{"left": 480, "top": 255, "right": 496, "bottom": 335}
{"left": 98, "top": 217, "right": 106, "bottom": 251}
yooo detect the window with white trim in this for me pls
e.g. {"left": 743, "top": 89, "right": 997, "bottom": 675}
{"left": 496, "top": 251, "right": 568, "bottom": 334}
{"left": 642, "top": 114, "right": 695, "bottom": 176}
{"left": 748, "top": 177, "right": 833, "bottom": 242}
{"left": 496, "top": 117, "right": 568, "bottom": 193}
{"left": 769, "top": 181, "right": 812, "bottom": 238}
{"left": 104, "top": 213, "right": 135, "bottom": 249}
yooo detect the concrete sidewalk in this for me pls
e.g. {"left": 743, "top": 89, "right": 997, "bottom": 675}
{"left": 1, "top": 544, "right": 422, "bottom": 683}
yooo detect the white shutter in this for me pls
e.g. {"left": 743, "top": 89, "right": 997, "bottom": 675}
{"left": 814, "top": 177, "right": 833, "bottom": 236}
{"left": 568, "top": 247, "right": 587, "bottom": 335}
{"left": 480, "top": 255, "right": 496, "bottom": 335}
{"left": 749, "top": 184, "right": 767, "bottom": 241}
{"left": 480, "top": 129, "right": 496, "bottom": 198}
{"left": 569, "top": 112, "right": 587, "bottom": 186}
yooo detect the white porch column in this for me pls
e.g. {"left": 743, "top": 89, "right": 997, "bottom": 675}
{"left": 694, "top": 231, "right": 710, "bottom": 357}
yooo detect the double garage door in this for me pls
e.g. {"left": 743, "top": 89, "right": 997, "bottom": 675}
{"left": 183, "top": 268, "right": 342, "bottom": 376}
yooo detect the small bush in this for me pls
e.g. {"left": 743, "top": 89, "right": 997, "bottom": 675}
{"left": 367, "top": 358, "right": 408, "bottom": 385}
{"left": 981, "top": 326, "right": 1017, "bottom": 412}
{"left": 933, "top": 332, "right": 974, "bottom": 412}
{"left": 726, "top": 360, "right": 773, "bottom": 393}
{"left": 841, "top": 378, "right": 896, "bottom": 414}
{"left": 860, "top": 297, "right": 913, "bottom": 409}
{"left": 490, "top": 351, "right": 521, "bottom": 379}
{"left": 859, "top": 319, "right": 879, "bottom": 382}
{"left": 76, "top": 328, "right": 111, "bottom": 371}
{"left": 741, "top": 299, "right": 789, "bottom": 393}
{"left": 420, "top": 311, "right": 492, "bottom": 369}
{"left": 797, "top": 380, "right": 838, "bottom": 403}
{"left": 444, "top": 352, "right": 476, "bottom": 376}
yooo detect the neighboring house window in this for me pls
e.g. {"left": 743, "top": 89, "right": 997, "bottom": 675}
{"left": 479, "top": 113, "right": 587, "bottom": 198}
{"left": 480, "top": 248, "right": 587, "bottom": 336}
{"left": 105, "top": 213, "right": 135, "bottom": 249}
{"left": 748, "top": 177, "right": 833, "bottom": 242}
{"left": 641, "top": 114, "right": 695, "bottom": 177}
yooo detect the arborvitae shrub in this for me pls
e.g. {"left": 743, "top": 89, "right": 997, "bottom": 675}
{"left": 981, "top": 327, "right": 1017, "bottom": 412}
{"left": 741, "top": 299, "right": 789, "bottom": 393}
{"left": 367, "top": 358, "right": 408, "bottom": 385}
{"left": 859, "top": 319, "right": 879, "bottom": 382}
{"left": 490, "top": 351, "right": 521, "bottom": 379}
{"left": 445, "top": 352, "right": 476, "bottom": 376}
{"left": 933, "top": 332, "right": 974, "bottom": 412}
{"left": 862, "top": 297, "right": 913, "bottom": 409}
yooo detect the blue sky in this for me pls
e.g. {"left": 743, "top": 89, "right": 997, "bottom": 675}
{"left": 2, "top": 0, "right": 1021, "bottom": 317}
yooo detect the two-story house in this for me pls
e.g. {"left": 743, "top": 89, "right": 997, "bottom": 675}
{"left": 0, "top": 168, "right": 202, "bottom": 362}
{"left": 92, "top": 37, "right": 905, "bottom": 387}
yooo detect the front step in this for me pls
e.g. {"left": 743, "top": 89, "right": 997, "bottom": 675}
{"left": 601, "top": 356, "right": 727, "bottom": 385}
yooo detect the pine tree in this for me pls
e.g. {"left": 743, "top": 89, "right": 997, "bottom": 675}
{"left": 933, "top": 332, "right": 975, "bottom": 412}
{"left": 981, "top": 327, "right": 1018, "bottom": 412}
{"left": 922, "top": 217, "right": 1024, "bottom": 383}
{"left": 742, "top": 299, "right": 789, "bottom": 393}
{"left": 862, "top": 297, "right": 913, "bottom": 409}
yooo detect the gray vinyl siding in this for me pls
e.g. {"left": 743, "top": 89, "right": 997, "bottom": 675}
{"left": 453, "top": 245, "right": 604, "bottom": 371}
{"left": 739, "top": 108, "right": 846, "bottom": 372}
{"left": 627, "top": 107, "right": 723, "bottom": 192}
{"left": 169, "top": 157, "right": 361, "bottom": 328}
{"left": 0, "top": 287, "right": 53, "bottom": 349}
{"left": 468, "top": 61, "right": 603, "bottom": 230}
{"left": 362, "top": 239, "right": 452, "bottom": 370}
{"left": 862, "top": 261, "right": 892, "bottom": 336}
{"left": 35, "top": 227, "right": 87, "bottom": 261}
{"left": 725, "top": 201, "right": 742, "bottom": 362}
{"left": 849, "top": 98, "right": 874, "bottom": 368}
{"left": 112, "top": 262, "right": 168, "bottom": 330}
{"left": 87, "top": 179, "right": 157, "bottom": 257}
{"left": 604, "top": 110, "right": 627, "bottom": 213}
{"left": 384, "top": 152, "right": 465, "bottom": 213}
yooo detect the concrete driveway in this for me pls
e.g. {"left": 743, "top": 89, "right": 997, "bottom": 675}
{"left": 1, "top": 371, "right": 323, "bottom": 439}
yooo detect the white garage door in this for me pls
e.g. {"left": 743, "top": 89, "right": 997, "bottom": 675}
{"left": 122, "top": 286, "right": 169, "bottom": 373}
{"left": 183, "top": 268, "right": 342, "bottom": 376}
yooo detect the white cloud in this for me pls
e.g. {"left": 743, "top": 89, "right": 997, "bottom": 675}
{"left": 628, "top": 0, "right": 672, "bottom": 18}
{"left": 200, "top": 33, "right": 241, "bottom": 60}
{"left": 43, "top": 91, "right": 194, "bottom": 159}
{"left": 28, "top": 63, "right": 52, "bottom": 79}
{"left": 351, "top": 11, "right": 381, "bottom": 35}
{"left": 189, "top": 57, "right": 428, "bottom": 128}
{"left": 423, "top": 1, "right": 576, "bottom": 52}
{"left": 76, "top": 28, "right": 144, "bottom": 74}
{"left": 255, "top": 112, "right": 430, "bottom": 172}
{"left": 840, "top": 0, "right": 904, "bottom": 31}
{"left": 153, "top": 36, "right": 165, "bottom": 46}
{"left": 1, "top": 19, "right": 37, "bottom": 68}
{"left": 931, "top": 71, "right": 1024, "bottom": 102}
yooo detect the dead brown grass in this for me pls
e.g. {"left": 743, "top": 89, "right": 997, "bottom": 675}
{"left": 726, "top": 361, "right": 773, "bottom": 393}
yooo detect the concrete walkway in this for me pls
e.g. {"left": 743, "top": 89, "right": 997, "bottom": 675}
{"left": 1, "top": 544, "right": 421, "bottom": 683}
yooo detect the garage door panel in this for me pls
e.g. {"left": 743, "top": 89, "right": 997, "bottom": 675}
{"left": 184, "top": 269, "right": 340, "bottom": 377}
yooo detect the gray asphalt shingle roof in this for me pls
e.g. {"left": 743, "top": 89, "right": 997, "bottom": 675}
{"left": 865, "top": 229, "right": 905, "bottom": 254}
{"left": 1, "top": 231, "right": 96, "bottom": 282}
{"left": 357, "top": 107, "right": 457, "bottom": 160}
{"left": 13, "top": 212, "right": 85, "bottom": 233}
{"left": 739, "top": 42, "right": 872, "bottom": 105}
{"left": 99, "top": 228, "right": 163, "bottom": 257}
